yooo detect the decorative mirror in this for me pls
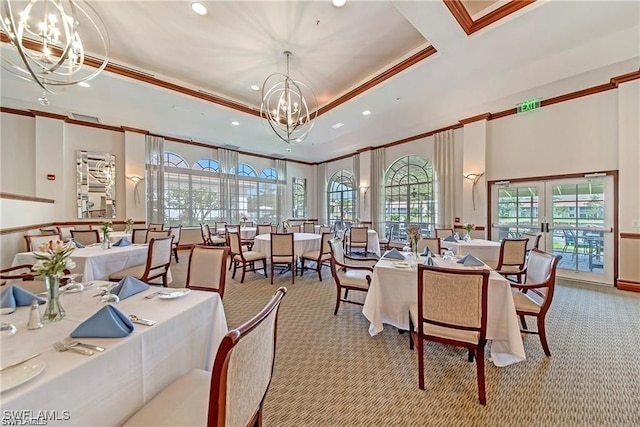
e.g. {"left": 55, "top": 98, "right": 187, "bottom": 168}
{"left": 76, "top": 150, "right": 116, "bottom": 219}
{"left": 292, "top": 177, "right": 307, "bottom": 218}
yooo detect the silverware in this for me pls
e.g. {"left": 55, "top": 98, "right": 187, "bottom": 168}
{"left": 0, "top": 353, "right": 40, "bottom": 372}
{"left": 128, "top": 315, "right": 156, "bottom": 326}
{"left": 63, "top": 337, "right": 106, "bottom": 352}
{"left": 144, "top": 291, "right": 162, "bottom": 299}
{"left": 52, "top": 341, "right": 94, "bottom": 356}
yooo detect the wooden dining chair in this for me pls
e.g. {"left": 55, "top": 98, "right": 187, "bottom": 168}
{"left": 318, "top": 226, "right": 332, "bottom": 235}
{"left": 522, "top": 232, "right": 542, "bottom": 254}
{"left": 228, "top": 231, "right": 267, "bottom": 283}
{"left": 492, "top": 238, "right": 529, "bottom": 283}
{"left": 213, "top": 222, "right": 227, "bottom": 235}
{"left": 435, "top": 228, "right": 454, "bottom": 239}
{"left": 70, "top": 229, "right": 100, "bottom": 246}
{"left": 328, "top": 237, "right": 377, "bottom": 315}
{"left": 347, "top": 226, "right": 369, "bottom": 255}
{"left": 74, "top": 224, "right": 93, "bottom": 230}
{"left": 124, "top": 287, "right": 287, "bottom": 427}
{"left": 256, "top": 225, "right": 272, "bottom": 236}
{"left": 108, "top": 236, "right": 173, "bottom": 286}
{"left": 417, "top": 237, "right": 441, "bottom": 255}
{"left": 270, "top": 233, "right": 295, "bottom": 285}
{"left": 300, "top": 232, "right": 333, "bottom": 281}
{"left": 56, "top": 226, "right": 75, "bottom": 241}
{"left": 303, "top": 222, "right": 315, "bottom": 233}
{"left": 240, "top": 221, "right": 254, "bottom": 228}
{"left": 148, "top": 223, "right": 164, "bottom": 231}
{"left": 168, "top": 225, "right": 182, "bottom": 263}
{"left": 0, "top": 264, "right": 46, "bottom": 293}
{"left": 24, "top": 234, "right": 62, "bottom": 251}
{"left": 288, "top": 224, "right": 302, "bottom": 233}
{"left": 510, "top": 249, "right": 562, "bottom": 356}
{"left": 146, "top": 229, "right": 172, "bottom": 243}
{"left": 186, "top": 245, "right": 230, "bottom": 299}
{"left": 409, "top": 265, "right": 491, "bottom": 405}
{"left": 132, "top": 228, "right": 149, "bottom": 244}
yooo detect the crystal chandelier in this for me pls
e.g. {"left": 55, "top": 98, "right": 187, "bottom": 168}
{"left": 261, "top": 51, "right": 317, "bottom": 151}
{"left": 1, "top": 0, "right": 109, "bottom": 99}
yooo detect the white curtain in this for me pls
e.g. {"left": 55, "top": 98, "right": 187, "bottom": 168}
{"left": 218, "top": 148, "right": 238, "bottom": 223}
{"left": 353, "top": 153, "right": 360, "bottom": 222}
{"left": 371, "top": 147, "right": 385, "bottom": 235}
{"left": 145, "top": 135, "right": 164, "bottom": 224}
{"left": 316, "top": 163, "right": 327, "bottom": 225}
{"left": 275, "top": 159, "right": 287, "bottom": 226}
{"left": 434, "top": 129, "right": 455, "bottom": 228}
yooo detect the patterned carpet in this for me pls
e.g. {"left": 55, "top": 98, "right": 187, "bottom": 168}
{"left": 169, "top": 251, "right": 640, "bottom": 426}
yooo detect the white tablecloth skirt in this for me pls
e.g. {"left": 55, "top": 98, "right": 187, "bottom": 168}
{"left": 441, "top": 238, "right": 501, "bottom": 265}
{"left": 252, "top": 233, "right": 321, "bottom": 258}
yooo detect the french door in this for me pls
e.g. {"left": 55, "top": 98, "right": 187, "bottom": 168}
{"left": 491, "top": 174, "right": 614, "bottom": 285}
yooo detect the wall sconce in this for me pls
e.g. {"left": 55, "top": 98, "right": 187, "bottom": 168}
{"left": 127, "top": 175, "right": 144, "bottom": 206}
{"left": 464, "top": 172, "right": 484, "bottom": 211}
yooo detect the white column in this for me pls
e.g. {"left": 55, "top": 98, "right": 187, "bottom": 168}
{"left": 359, "top": 150, "right": 372, "bottom": 221}
{"left": 124, "top": 131, "right": 147, "bottom": 221}
{"left": 462, "top": 120, "right": 487, "bottom": 237}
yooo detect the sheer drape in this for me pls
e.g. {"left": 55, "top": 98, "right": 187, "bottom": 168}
{"left": 275, "top": 159, "right": 287, "bottom": 226}
{"left": 434, "top": 129, "right": 455, "bottom": 228}
{"left": 219, "top": 148, "right": 238, "bottom": 223}
{"left": 145, "top": 135, "right": 164, "bottom": 224}
{"left": 353, "top": 153, "right": 360, "bottom": 222}
{"left": 316, "top": 163, "right": 327, "bottom": 226}
{"left": 371, "top": 147, "right": 385, "bottom": 235}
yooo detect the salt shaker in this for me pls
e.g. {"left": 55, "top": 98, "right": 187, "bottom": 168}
{"left": 27, "top": 299, "right": 44, "bottom": 330}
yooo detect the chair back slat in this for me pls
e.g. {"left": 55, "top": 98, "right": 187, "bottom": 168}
{"left": 522, "top": 232, "right": 541, "bottom": 252}
{"left": 132, "top": 228, "right": 148, "bottom": 244}
{"left": 321, "top": 232, "right": 333, "bottom": 255}
{"left": 146, "top": 230, "right": 171, "bottom": 243}
{"left": 499, "top": 239, "right": 528, "bottom": 267}
{"left": 186, "top": 246, "right": 229, "bottom": 298}
{"left": 25, "top": 234, "right": 62, "bottom": 251}
{"left": 56, "top": 226, "right": 75, "bottom": 241}
{"left": 228, "top": 232, "right": 242, "bottom": 254}
{"left": 350, "top": 227, "right": 368, "bottom": 243}
{"left": 208, "top": 288, "right": 287, "bottom": 426}
{"left": 329, "top": 237, "right": 344, "bottom": 265}
{"left": 417, "top": 237, "right": 440, "bottom": 254}
{"left": 168, "top": 225, "right": 181, "bottom": 244}
{"left": 303, "top": 222, "right": 315, "bottom": 233}
{"left": 435, "top": 228, "right": 454, "bottom": 239}
{"left": 270, "top": 233, "right": 293, "bottom": 257}
{"left": 525, "top": 249, "right": 561, "bottom": 301}
{"left": 147, "top": 237, "right": 173, "bottom": 274}
{"left": 148, "top": 223, "right": 164, "bottom": 231}
{"left": 257, "top": 225, "right": 272, "bottom": 236}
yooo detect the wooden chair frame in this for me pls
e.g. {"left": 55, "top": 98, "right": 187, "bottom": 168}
{"left": 25, "top": 233, "right": 62, "bottom": 251}
{"left": 270, "top": 233, "right": 296, "bottom": 285}
{"left": 300, "top": 232, "right": 333, "bottom": 281}
{"left": 70, "top": 229, "right": 100, "bottom": 246}
{"left": 495, "top": 238, "right": 529, "bottom": 283}
{"left": 435, "top": 228, "right": 454, "bottom": 239}
{"left": 328, "top": 238, "right": 377, "bottom": 315}
{"left": 148, "top": 223, "right": 164, "bottom": 231}
{"left": 228, "top": 232, "right": 267, "bottom": 283}
{"left": 186, "top": 245, "right": 230, "bottom": 299}
{"left": 410, "top": 265, "right": 490, "bottom": 405}
{"left": 168, "top": 225, "right": 182, "bottom": 263}
{"left": 347, "top": 226, "right": 369, "bottom": 255}
{"left": 132, "top": 228, "right": 149, "bottom": 244}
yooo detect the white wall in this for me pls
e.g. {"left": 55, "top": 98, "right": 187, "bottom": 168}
{"left": 0, "top": 113, "right": 35, "bottom": 196}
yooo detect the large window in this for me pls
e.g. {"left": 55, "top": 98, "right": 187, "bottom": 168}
{"left": 163, "top": 154, "right": 222, "bottom": 226}
{"left": 384, "top": 155, "right": 435, "bottom": 241}
{"left": 327, "top": 170, "right": 356, "bottom": 229}
{"left": 235, "top": 164, "right": 278, "bottom": 224}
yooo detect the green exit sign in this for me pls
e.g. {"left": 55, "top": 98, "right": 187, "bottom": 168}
{"left": 517, "top": 98, "right": 541, "bottom": 113}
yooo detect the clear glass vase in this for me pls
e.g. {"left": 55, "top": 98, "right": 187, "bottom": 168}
{"left": 102, "top": 231, "right": 111, "bottom": 249}
{"left": 463, "top": 233, "right": 471, "bottom": 242}
{"left": 43, "top": 275, "right": 65, "bottom": 323}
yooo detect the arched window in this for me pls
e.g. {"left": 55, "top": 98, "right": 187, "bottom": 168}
{"left": 193, "top": 158, "right": 219, "bottom": 172}
{"left": 327, "top": 170, "right": 356, "bottom": 229}
{"left": 230, "top": 164, "right": 257, "bottom": 177}
{"left": 163, "top": 152, "right": 189, "bottom": 168}
{"left": 384, "top": 155, "right": 435, "bottom": 241}
{"left": 260, "top": 168, "right": 277, "bottom": 180}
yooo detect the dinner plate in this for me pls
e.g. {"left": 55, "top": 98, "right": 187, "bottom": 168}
{"left": 158, "top": 288, "right": 191, "bottom": 300}
{"left": 0, "top": 307, "right": 16, "bottom": 315}
{"left": 0, "top": 360, "right": 46, "bottom": 393}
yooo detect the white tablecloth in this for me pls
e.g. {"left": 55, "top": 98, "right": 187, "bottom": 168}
{"left": 12, "top": 245, "right": 172, "bottom": 284}
{"left": 362, "top": 255, "right": 525, "bottom": 367}
{"left": 0, "top": 287, "right": 228, "bottom": 426}
{"left": 107, "top": 231, "right": 133, "bottom": 243}
{"left": 440, "top": 238, "right": 501, "bottom": 265}
{"left": 252, "top": 233, "right": 321, "bottom": 258}
{"left": 217, "top": 227, "right": 256, "bottom": 240}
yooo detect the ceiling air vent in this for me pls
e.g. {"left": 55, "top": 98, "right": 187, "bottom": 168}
{"left": 70, "top": 113, "right": 101, "bottom": 124}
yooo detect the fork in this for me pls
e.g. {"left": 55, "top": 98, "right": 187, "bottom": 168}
{"left": 52, "top": 341, "right": 94, "bottom": 356}
{"left": 63, "top": 337, "right": 106, "bottom": 352}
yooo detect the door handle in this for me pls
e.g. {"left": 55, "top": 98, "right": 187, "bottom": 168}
{"left": 540, "top": 223, "right": 544, "bottom": 233}
{"left": 545, "top": 223, "right": 550, "bottom": 233}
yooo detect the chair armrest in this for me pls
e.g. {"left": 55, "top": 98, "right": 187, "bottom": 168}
{"left": 510, "top": 281, "right": 548, "bottom": 290}
{"left": 335, "top": 261, "right": 374, "bottom": 273}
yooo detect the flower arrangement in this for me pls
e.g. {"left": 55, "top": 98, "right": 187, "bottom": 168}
{"left": 241, "top": 214, "right": 248, "bottom": 222}
{"left": 406, "top": 224, "right": 421, "bottom": 253}
{"left": 100, "top": 220, "right": 113, "bottom": 235}
{"left": 284, "top": 220, "right": 291, "bottom": 231}
{"left": 31, "top": 240, "right": 76, "bottom": 278}
{"left": 125, "top": 218, "right": 134, "bottom": 232}
{"left": 462, "top": 223, "right": 475, "bottom": 234}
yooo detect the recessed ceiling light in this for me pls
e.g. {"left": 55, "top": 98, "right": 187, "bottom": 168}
{"left": 332, "top": 0, "right": 347, "bottom": 8}
{"left": 191, "top": 2, "right": 207, "bottom": 16}
{"left": 77, "top": 81, "right": 91, "bottom": 88}
{"left": 231, "top": 121, "right": 239, "bottom": 126}
{"left": 362, "top": 110, "right": 371, "bottom": 116}
{"left": 331, "top": 123, "right": 344, "bottom": 129}
{"left": 250, "top": 85, "right": 260, "bottom": 91}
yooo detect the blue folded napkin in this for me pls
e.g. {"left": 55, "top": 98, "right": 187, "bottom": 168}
{"left": 421, "top": 247, "right": 433, "bottom": 257}
{"left": 71, "top": 239, "right": 85, "bottom": 248}
{"left": 109, "top": 276, "right": 149, "bottom": 300}
{"left": 70, "top": 305, "right": 134, "bottom": 338}
{"left": 443, "top": 235, "right": 457, "bottom": 242}
{"left": 457, "top": 254, "right": 485, "bottom": 266}
{"left": 423, "top": 257, "right": 436, "bottom": 266}
{"left": 0, "top": 285, "right": 45, "bottom": 310}
{"left": 382, "top": 248, "right": 405, "bottom": 260}
{"left": 112, "top": 237, "right": 132, "bottom": 247}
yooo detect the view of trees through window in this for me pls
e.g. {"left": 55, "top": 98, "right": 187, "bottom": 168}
{"left": 327, "top": 170, "right": 355, "bottom": 229}
{"left": 384, "top": 155, "right": 435, "bottom": 241}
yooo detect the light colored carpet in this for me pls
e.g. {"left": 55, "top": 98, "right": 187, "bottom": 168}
{"left": 169, "top": 250, "right": 640, "bottom": 426}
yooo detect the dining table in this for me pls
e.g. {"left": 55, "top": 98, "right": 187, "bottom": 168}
{"left": 0, "top": 285, "right": 228, "bottom": 426}
{"left": 440, "top": 238, "right": 501, "bottom": 265}
{"left": 362, "top": 254, "right": 525, "bottom": 367}
{"left": 12, "top": 244, "right": 172, "bottom": 285}
{"left": 217, "top": 227, "right": 256, "bottom": 240}
{"left": 252, "top": 232, "right": 321, "bottom": 258}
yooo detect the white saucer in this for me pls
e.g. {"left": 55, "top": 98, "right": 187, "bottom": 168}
{"left": 158, "top": 288, "right": 191, "bottom": 300}
{"left": 0, "top": 360, "right": 46, "bottom": 393}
